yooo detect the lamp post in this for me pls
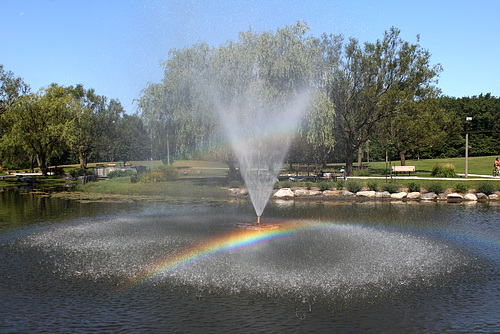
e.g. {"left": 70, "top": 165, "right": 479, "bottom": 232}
{"left": 465, "top": 117, "right": 472, "bottom": 178}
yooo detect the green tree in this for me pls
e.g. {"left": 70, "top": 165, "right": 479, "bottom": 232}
{"left": 380, "top": 96, "right": 460, "bottom": 165}
{"left": 321, "top": 27, "right": 442, "bottom": 175}
{"left": 2, "top": 85, "right": 73, "bottom": 175}
{"left": 0, "top": 65, "right": 31, "bottom": 167}
{"left": 66, "top": 85, "right": 107, "bottom": 169}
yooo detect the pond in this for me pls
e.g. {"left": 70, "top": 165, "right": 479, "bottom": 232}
{"left": 1, "top": 190, "right": 499, "bottom": 333}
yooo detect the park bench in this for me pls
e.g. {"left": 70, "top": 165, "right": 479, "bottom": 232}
{"left": 392, "top": 165, "right": 416, "bottom": 176}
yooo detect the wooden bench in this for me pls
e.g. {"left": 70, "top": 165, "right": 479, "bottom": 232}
{"left": 392, "top": 165, "right": 416, "bottom": 176}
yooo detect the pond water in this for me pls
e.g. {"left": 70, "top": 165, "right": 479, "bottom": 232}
{"left": 1, "top": 190, "right": 499, "bottom": 333}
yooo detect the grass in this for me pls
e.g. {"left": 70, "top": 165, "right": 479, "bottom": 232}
{"left": 360, "top": 155, "right": 498, "bottom": 176}
{"left": 78, "top": 176, "right": 229, "bottom": 198}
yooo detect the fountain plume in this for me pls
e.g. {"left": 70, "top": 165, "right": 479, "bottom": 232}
{"left": 218, "top": 84, "right": 310, "bottom": 219}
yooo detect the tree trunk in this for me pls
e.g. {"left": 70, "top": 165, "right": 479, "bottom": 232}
{"left": 400, "top": 152, "right": 406, "bottom": 166}
{"left": 166, "top": 133, "right": 170, "bottom": 165}
{"left": 79, "top": 148, "right": 86, "bottom": 170}
{"left": 38, "top": 155, "right": 48, "bottom": 176}
{"left": 225, "top": 161, "right": 240, "bottom": 181}
{"left": 345, "top": 146, "right": 354, "bottom": 176}
{"left": 358, "top": 145, "right": 363, "bottom": 170}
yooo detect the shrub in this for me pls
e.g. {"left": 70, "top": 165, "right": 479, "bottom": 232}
{"left": 476, "top": 182, "right": 496, "bottom": 195}
{"left": 139, "top": 165, "right": 179, "bottom": 183}
{"left": 381, "top": 182, "right": 400, "bottom": 193}
{"left": 52, "top": 167, "right": 65, "bottom": 176}
{"left": 346, "top": 180, "right": 362, "bottom": 193}
{"left": 335, "top": 179, "right": 345, "bottom": 190}
{"left": 426, "top": 182, "right": 445, "bottom": 194}
{"left": 431, "top": 163, "right": 457, "bottom": 178}
{"left": 367, "top": 180, "right": 379, "bottom": 191}
{"left": 305, "top": 182, "right": 313, "bottom": 190}
{"left": 280, "top": 180, "right": 293, "bottom": 189}
{"left": 407, "top": 181, "right": 421, "bottom": 193}
{"left": 453, "top": 182, "right": 469, "bottom": 194}
{"left": 318, "top": 181, "right": 330, "bottom": 191}
{"left": 108, "top": 169, "right": 137, "bottom": 179}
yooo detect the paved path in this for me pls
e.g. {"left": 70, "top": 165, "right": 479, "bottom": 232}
{"left": 349, "top": 174, "right": 500, "bottom": 181}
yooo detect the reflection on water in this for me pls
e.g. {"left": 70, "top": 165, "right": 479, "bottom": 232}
{"left": 1, "top": 192, "right": 499, "bottom": 333}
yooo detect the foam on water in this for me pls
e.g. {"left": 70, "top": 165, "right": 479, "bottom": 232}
{"left": 19, "top": 215, "right": 468, "bottom": 300}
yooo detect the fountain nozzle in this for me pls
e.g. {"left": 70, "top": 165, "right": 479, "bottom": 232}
{"left": 257, "top": 216, "right": 261, "bottom": 225}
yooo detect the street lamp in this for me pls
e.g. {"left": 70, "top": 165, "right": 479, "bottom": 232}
{"left": 465, "top": 117, "right": 472, "bottom": 178}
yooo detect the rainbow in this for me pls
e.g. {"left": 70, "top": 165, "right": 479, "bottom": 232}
{"left": 122, "top": 221, "right": 317, "bottom": 291}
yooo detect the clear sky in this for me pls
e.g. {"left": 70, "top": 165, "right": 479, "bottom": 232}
{"left": 1, "top": 0, "right": 499, "bottom": 113}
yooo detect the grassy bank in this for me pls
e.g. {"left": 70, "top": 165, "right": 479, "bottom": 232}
{"left": 77, "top": 176, "right": 229, "bottom": 198}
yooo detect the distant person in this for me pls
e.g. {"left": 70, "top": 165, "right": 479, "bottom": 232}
{"left": 494, "top": 157, "right": 500, "bottom": 176}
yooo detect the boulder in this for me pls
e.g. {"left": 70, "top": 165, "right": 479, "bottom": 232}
{"left": 309, "top": 190, "right": 322, "bottom": 196}
{"left": 375, "top": 191, "right": 391, "bottom": 198}
{"left": 407, "top": 192, "right": 421, "bottom": 199}
{"left": 390, "top": 192, "right": 407, "bottom": 199}
{"left": 463, "top": 193, "right": 477, "bottom": 201}
{"left": 447, "top": 193, "right": 463, "bottom": 202}
{"left": 228, "top": 188, "right": 248, "bottom": 196}
{"left": 323, "top": 190, "right": 339, "bottom": 196}
{"left": 476, "top": 192, "right": 488, "bottom": 200}
{"left": 341, "top": 190, "right": 355, "bottom": 197}
{"left": 273, "top": 188, "right": 294, "bottom": 198}
{"left": 356, "top": 190, "right": 376, "bottom": 197}
{"left": 294, "top": 189, "right": 309, "bottom": 197}
{"left": 437, "top": 193, "right": 448, "bottom": 201}
{"left": 489, "top": 193, "right": 499, "bottom": 201}
{"left": 421, "top": 192, "right": 437, "bottom": 200}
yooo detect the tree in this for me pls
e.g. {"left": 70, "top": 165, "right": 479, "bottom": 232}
{"left": 0, "top": 65, "right": 31, "bottom": 166}
{"left": 380, "top": 96, "right": 460, "bottom": 165}
{"left": 322, "top": 27, "right": 442, "bottom": 175}
{"left": 2, "top": 85, "right": 73, "bottom": 175}
{"left": 66, "top": 85, "right": 107, "bottom": 169}
{"left": 112, "top": 114, "right": 151, "bottom": 165}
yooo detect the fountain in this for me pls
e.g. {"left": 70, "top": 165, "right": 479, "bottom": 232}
{"left": 216, "top": 80, "right": 310, "bottom": 225}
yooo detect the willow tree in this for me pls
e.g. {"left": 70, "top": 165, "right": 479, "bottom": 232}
{"left": 138, "top": 41, "right": 215, "bottom": 163}
{"left": 322, "top": 27, "right": 442, "bottom": 175}
{"left": 139, "top": 22, "right": 322, "bottom": 172}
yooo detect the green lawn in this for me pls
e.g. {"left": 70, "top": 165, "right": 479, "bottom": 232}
{"left": 362, "top": 155, "right": 498, "bottom": 176}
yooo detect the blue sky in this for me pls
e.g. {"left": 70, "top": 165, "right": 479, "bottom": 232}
{"left": 1, "top": 0, "right": 499, "bottom": 113}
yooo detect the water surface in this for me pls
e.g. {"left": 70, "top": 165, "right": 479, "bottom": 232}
{"left": 1, "top": 192, "right": 499, "bottom": 333}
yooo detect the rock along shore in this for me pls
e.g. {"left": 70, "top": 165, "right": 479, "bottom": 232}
{"left": 227, "top": 187, "right": 500, "bottom": 203}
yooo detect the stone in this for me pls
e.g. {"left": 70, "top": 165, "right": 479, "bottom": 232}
{"left": 407, "top": 192, "right": 421, "bottom": 199}
{"left": 476, "top": 192, "right": 488, "bottom": 200}
{"left": 227, "top": 188, "right": 247, "bottom": 196}
{"left": 308, "top": 190, "right": 322, "bottom": 196}
{"left": 356, "top": 190, "right": 376, "bottom": 197}
{"left": 294, "top": 189, "right": 309, "bottom": 197}
{"left": 273, "top": 188, "right": 294, "bottom": 198}
{"left": 376, "top": 191, "right": 391, "bottom": 198}
{"left": 489, "top": 193, "right": 499, "bottom": 201}
{"left": 421, "top": 192, "right": 437, "bottom": 200}
{"left": 437, "top": 193, "right": 448, "bottom": 201}
{"left": 341, "top": 190, "right": 355, "bottom": 197}
{"left": 322, "top": 190, "right": 338, "bottom": 196}
{"left": 390, "top": 192, "right": 407, "bottom": 199}
{"left": 447, "top": 193, "right": 463, "bottom": 202}
{"left": 463, "top": 193, "right": 477, "bottom": 201}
